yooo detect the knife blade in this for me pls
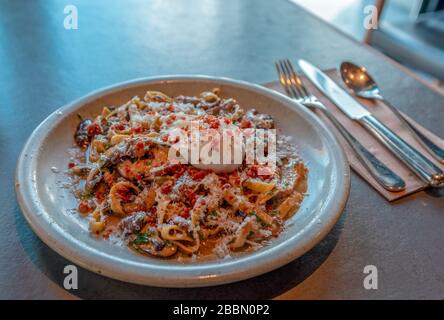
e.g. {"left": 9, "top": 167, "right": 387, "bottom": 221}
{"left": 298, "top": 59, "right": 370, "bottom": 119}
{"left": 298, "top": 59, "right": 444, "bottom": 187}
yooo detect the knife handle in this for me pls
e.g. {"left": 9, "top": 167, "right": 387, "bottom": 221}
{"left": 360, "top": 115, "right": 444, "bottom": 188}
{"left": 318, "top": 108, "right": 405, "bottom": 192}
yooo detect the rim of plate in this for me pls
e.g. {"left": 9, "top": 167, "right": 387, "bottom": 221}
{"left": 15, "top": 75, "right": 350, "bottom": 287}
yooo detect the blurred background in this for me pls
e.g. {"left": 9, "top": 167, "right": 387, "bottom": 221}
{"left": 293, "top": 0, "right": 444, "bottom": 94}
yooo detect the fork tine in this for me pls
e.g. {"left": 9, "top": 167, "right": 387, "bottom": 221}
{"left": 279, "top": 60, "right": 300, "bottom": 99}
{"left": 285, "top": 59, "right": 310, "bottom": 97}
{"left": 275, "top": 62, "right": 292, "bottom": 98}
{"left": 276, "top": 60, "right": 296, "bottom": 99}
{"left": 281, "top": 60, "right": 303, "bottom": 99}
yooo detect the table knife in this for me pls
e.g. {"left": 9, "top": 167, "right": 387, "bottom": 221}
{"left": 298, "top": 59, "right": 444, "bottom": 188}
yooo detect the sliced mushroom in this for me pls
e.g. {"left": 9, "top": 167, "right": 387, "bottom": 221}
{"left": 134, "top": 236, "right": 177, "bottom": 257}
{"left": 174, "top": 95, "right": 200, "bottom": 105}
{"left": 199, "top": 91, "right": 221, "bottom": 110}
{"left": 70, "top": 164, "right": 92, "bottom": 177}
{"left": 85, "top": 166, "right": 102, "bottom": 192}
{"left": 84, "top": 143, "right": 130, "bottom": 193}
{"left": 119, "top": 212, "right": 147, "bottom": 236}
{"left": 74, "top": 118, "right": 92, "bottom": 148}
{"left": 144, "top": 91, "right": 172, "bottom": 103}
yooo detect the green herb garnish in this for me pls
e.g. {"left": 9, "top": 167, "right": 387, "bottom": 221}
{"left": 133, "top": 230, "right": 155, "bottom": 245}
{"left": 164, "top": 240, "right": 173, "bottom": 247}
{"left": 251, "top": 212, "right": 267, "bottom": 227}
{"left": 80, "top": 191, "right": 93, "bottom": 200}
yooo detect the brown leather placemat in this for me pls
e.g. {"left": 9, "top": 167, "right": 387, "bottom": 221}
{"left": 264, "top": 69, "right": 444, "bottom": 201}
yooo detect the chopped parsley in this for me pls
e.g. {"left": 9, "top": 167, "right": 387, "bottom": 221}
{"left": 164, "top": 240, "right": 173, "bottom": 247}
{"left": 250, "top": 212, "right": 267, "bottom": 227}
{"left": 80, "top": 191, "right": 93, "bottom": 200}
{"left": 133, "top": 230, "right": 155, "bottom": 245}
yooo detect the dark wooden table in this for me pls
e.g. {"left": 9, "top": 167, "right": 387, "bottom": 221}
{"left": 1, "top": 0, "right": 443, "bottom": 299}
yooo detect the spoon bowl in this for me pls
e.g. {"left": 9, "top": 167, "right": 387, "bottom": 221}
{"left": 339, "top": 61, "right": 444, "bottom": 164}
{"left": 340, "top": 62, "right": 383, "bottom": 100}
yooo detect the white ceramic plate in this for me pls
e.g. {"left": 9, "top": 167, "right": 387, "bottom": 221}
{"left": 15, "top": 75, "right": 350, "bottom": 287}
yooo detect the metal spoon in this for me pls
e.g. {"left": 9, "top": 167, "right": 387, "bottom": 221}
{"left": 340, "top": 61, "right": 444, "bottom": 164}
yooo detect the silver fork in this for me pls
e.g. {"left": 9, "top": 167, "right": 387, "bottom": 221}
{"left": 275, "top": 59, "right": 406, "bottom": 192}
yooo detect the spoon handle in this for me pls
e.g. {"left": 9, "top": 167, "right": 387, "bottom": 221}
{"left": 381, "top": 98, "right": 444, "bottom": 164}
{"left": 318, "top": 108, "right": 405, "bottom": 192}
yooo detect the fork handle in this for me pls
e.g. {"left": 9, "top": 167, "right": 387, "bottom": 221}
{"left": 360, "top": 115, "right": 444, "bottom": 188}
{"left": 318, "top": 108, "right": 405, "bottom": 192}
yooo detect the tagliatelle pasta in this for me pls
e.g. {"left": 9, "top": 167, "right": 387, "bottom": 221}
{"left": 69, "top": 88, "right": 308, "bottom": 259}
